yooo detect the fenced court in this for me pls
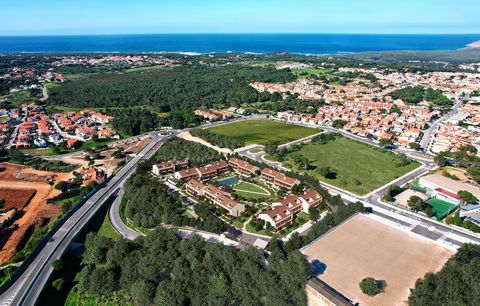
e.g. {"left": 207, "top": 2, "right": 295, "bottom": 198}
{"left": 426, "top": 198, "right": 458, "bottom": 220}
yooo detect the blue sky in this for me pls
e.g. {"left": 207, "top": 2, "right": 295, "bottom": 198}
{"left": 1, "top": 0, "right": 479, "bottom": 35}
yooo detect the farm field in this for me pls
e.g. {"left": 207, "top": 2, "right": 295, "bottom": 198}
{"left": 208, "top": 119, "right": 319, "bottom": 146}
{"left": 302, "top": 214, "right": 453, "bottom": 306}
{"left": 279, "top": 137, "right": 420, "bottom": 195}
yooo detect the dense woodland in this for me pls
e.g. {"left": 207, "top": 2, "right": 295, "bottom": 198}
{"left": 110, "top": 108, "right": 160, "bottom": 136}
{"left": 409, "top": 244, "right": 480, "bottom": 305}
{"left": 153, "top": 137, "right": 221, "bottom": 166}
{"left": 389, "top": 86, "right": 453, "bottom": 108}
{"left": 76, "top": 229, "right": 309, "bottom": 306}
{"left": 48, "top": 65, "right": 295, "bottom": 111}
{"left": 123, "top": 162, "right": 227, "bottom": 234}
{"left": 190, "top": 128, "right": 245, "bottom": 150}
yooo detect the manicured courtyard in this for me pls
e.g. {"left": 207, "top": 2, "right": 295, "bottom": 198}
{"left": 208, "top": 119, "right": 319, "bottom": 146}
{"left": 279, "top": 137, "right": 420, "bottom": 195}
{"left": 233, "top": 182, "right": 270, "bottom": 200}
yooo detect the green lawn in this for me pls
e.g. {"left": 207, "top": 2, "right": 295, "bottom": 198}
{"left": 208, "top": 119, "right": 319, "bottom": 146}
{"left": 97, "top": 213, "right": 121, "bottom": 241}
{"left": 279, "top": 137, "right": 420, "bottom": 195}
{"left": 233, "top": 182, "right": 270, "bottom": 200}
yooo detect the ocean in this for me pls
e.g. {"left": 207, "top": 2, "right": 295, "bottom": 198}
{"left": 0, "top": 34, "right": 479, "bottom": 54}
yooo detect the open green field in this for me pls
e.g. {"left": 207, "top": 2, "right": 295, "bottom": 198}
{"left": 279, "top": 137, "right": 420, "bottom": 195}
{"left": 234, "top": 182, "right": 270, "bottom": 200}
{"left": 208, "top": 119, "right": 319, "bottom": 146}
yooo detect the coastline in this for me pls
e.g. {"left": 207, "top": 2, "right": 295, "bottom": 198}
{"left": 1, "top": 33, "right": 480, "bottom": 54}
{"left": 467, "top": 40, "right": 480, "bottom": 48}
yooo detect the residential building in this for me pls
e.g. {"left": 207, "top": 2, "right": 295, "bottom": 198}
{"left": 229, "top": 157, "right": 259, "bottom": 176}
{"left": 257, "top": 205, "right": 294, "bottom": 230}
{"left": 185, "top": 179, "right": 245, "bottom": 217}
{"left": 152, "top": 160, "right": 188, "bottom": 176}
{"left": 261, "top": 168, "right": 300, "bottom": 190}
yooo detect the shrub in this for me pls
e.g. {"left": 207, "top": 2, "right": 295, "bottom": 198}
{"left": 359, "top": 277, "right": 382, "bottom": 296}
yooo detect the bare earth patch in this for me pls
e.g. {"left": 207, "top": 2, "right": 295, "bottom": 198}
{"left": 178, "top": 131, "right": 232, "bottom": 155}
{"left": 0, "top": 188, "right": 36, "bottom": 210}
{"left": 302, "top": 214, "right": 453, "bottom": 306}
{"left": 0, "top": 162, "right": 74, "bottom": 263}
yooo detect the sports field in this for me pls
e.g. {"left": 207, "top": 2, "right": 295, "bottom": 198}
{"left": 208, "top": 119, "right": 319, "bottom": 146}
{"left": 281, "top": 137, "right": 420, "bottom": 195}
{"left": 426, "top": 198, "right": 458, "bottom": 220}
{"left": 302, "top": 214, "right": 453, "bottom": 306}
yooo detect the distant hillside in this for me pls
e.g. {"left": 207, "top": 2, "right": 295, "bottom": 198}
{"left": 328, "top": 48, "right": 480, "bottom": 63}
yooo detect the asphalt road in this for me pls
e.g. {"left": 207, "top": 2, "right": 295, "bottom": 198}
{"left": 1, "top": 115, "right": 478, "bottom": 305}
{"left": 0, "top": 132, "right": 165, "bottom": 306}
{"left": 419, "top": 100, "right": 463, "bottom": 151}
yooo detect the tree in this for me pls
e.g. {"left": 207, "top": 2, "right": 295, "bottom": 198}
{"left": 379, "top": 138, "right": 393, "bottom": 147}
{"left": 52, "top": 259, "right": 63, "bottom": 271}
{"left": 409, "top": 142, "right": 421, "bottom": 150}
{"left": 407, "top": 196, "right": 425, "bottom": 212}
{"left": 457, "top": 190, "right": 478, "bottom": 204}
{"left": 409, "top": 244, "right": 480, "bottom": 305}
{"left": 131, "top": 280, "right": 156, "bottom": 306}
{"left": 359, "top": 277, "right": 382, "bottom": 296}
{"left": 332, "top": 119, "right": 347, "bottom": 129}
{"left": 434, "top": 153, "right": 449, "bottom": 167}
{"left": 264, "top": 141, "right": 278, "bottom": 155}
{"left": 52, "top": 278, "right": 65, "bottom": 291}
{"left": 309, "top": 207, "right": 320, "bottom": 220}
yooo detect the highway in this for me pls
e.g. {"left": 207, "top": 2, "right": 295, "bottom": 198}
{"left": 0, "top": 132, "right": 167, "bottom": 306}
{"left": 1, "top": 115, "right": 478, "bottom": 305}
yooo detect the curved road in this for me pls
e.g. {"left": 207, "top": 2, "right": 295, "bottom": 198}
{"left": 0, "top": 132, "right": 166, "bottom": 306}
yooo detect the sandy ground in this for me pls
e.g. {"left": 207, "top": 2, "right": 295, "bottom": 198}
{"left": 302, "top": 214, "right": 453, "bottom": 306}
{"left": 0, "top": 163, "right": 73, "bottom": 263}
{"left": 179, "top": 131, "right": 232, "bottom": 155}
{"left": 436, "top": 167, "right": 471, "bottom": 183}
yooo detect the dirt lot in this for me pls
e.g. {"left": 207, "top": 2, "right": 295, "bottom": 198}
{"left": 45, "top": 136, "right": 152, "bottom": 176}
{"left": 0, "top": 163, "right": 73, "bottom": 263}
{"left": 302, "top": 214, "right": 453, "bottom": 306}
{"left": 0, "top": 188, "right": 36, "bottom": 210}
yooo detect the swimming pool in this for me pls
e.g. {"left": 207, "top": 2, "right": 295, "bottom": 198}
{"left": 216, "top": 176, "right": 239, "bottom": 187}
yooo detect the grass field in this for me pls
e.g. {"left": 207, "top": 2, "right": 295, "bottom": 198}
{"left": 234, "top": 182, "right": 270, "bottom": 200}
{"left": 97, "top": 213, "right": 121, "bottom": 240}
{"left": 302, "top": 214, "right": 453, "bottom": 306}
{"left": 208, "top": 119, "right": 319, "bottom": 146}
{"left": 280, "top": 137, "right": 420, "bottom": 195}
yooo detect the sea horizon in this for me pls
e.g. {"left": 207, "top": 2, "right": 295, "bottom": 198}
{"left": 1, "top": 33, "right": 479, "bottom": 54}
